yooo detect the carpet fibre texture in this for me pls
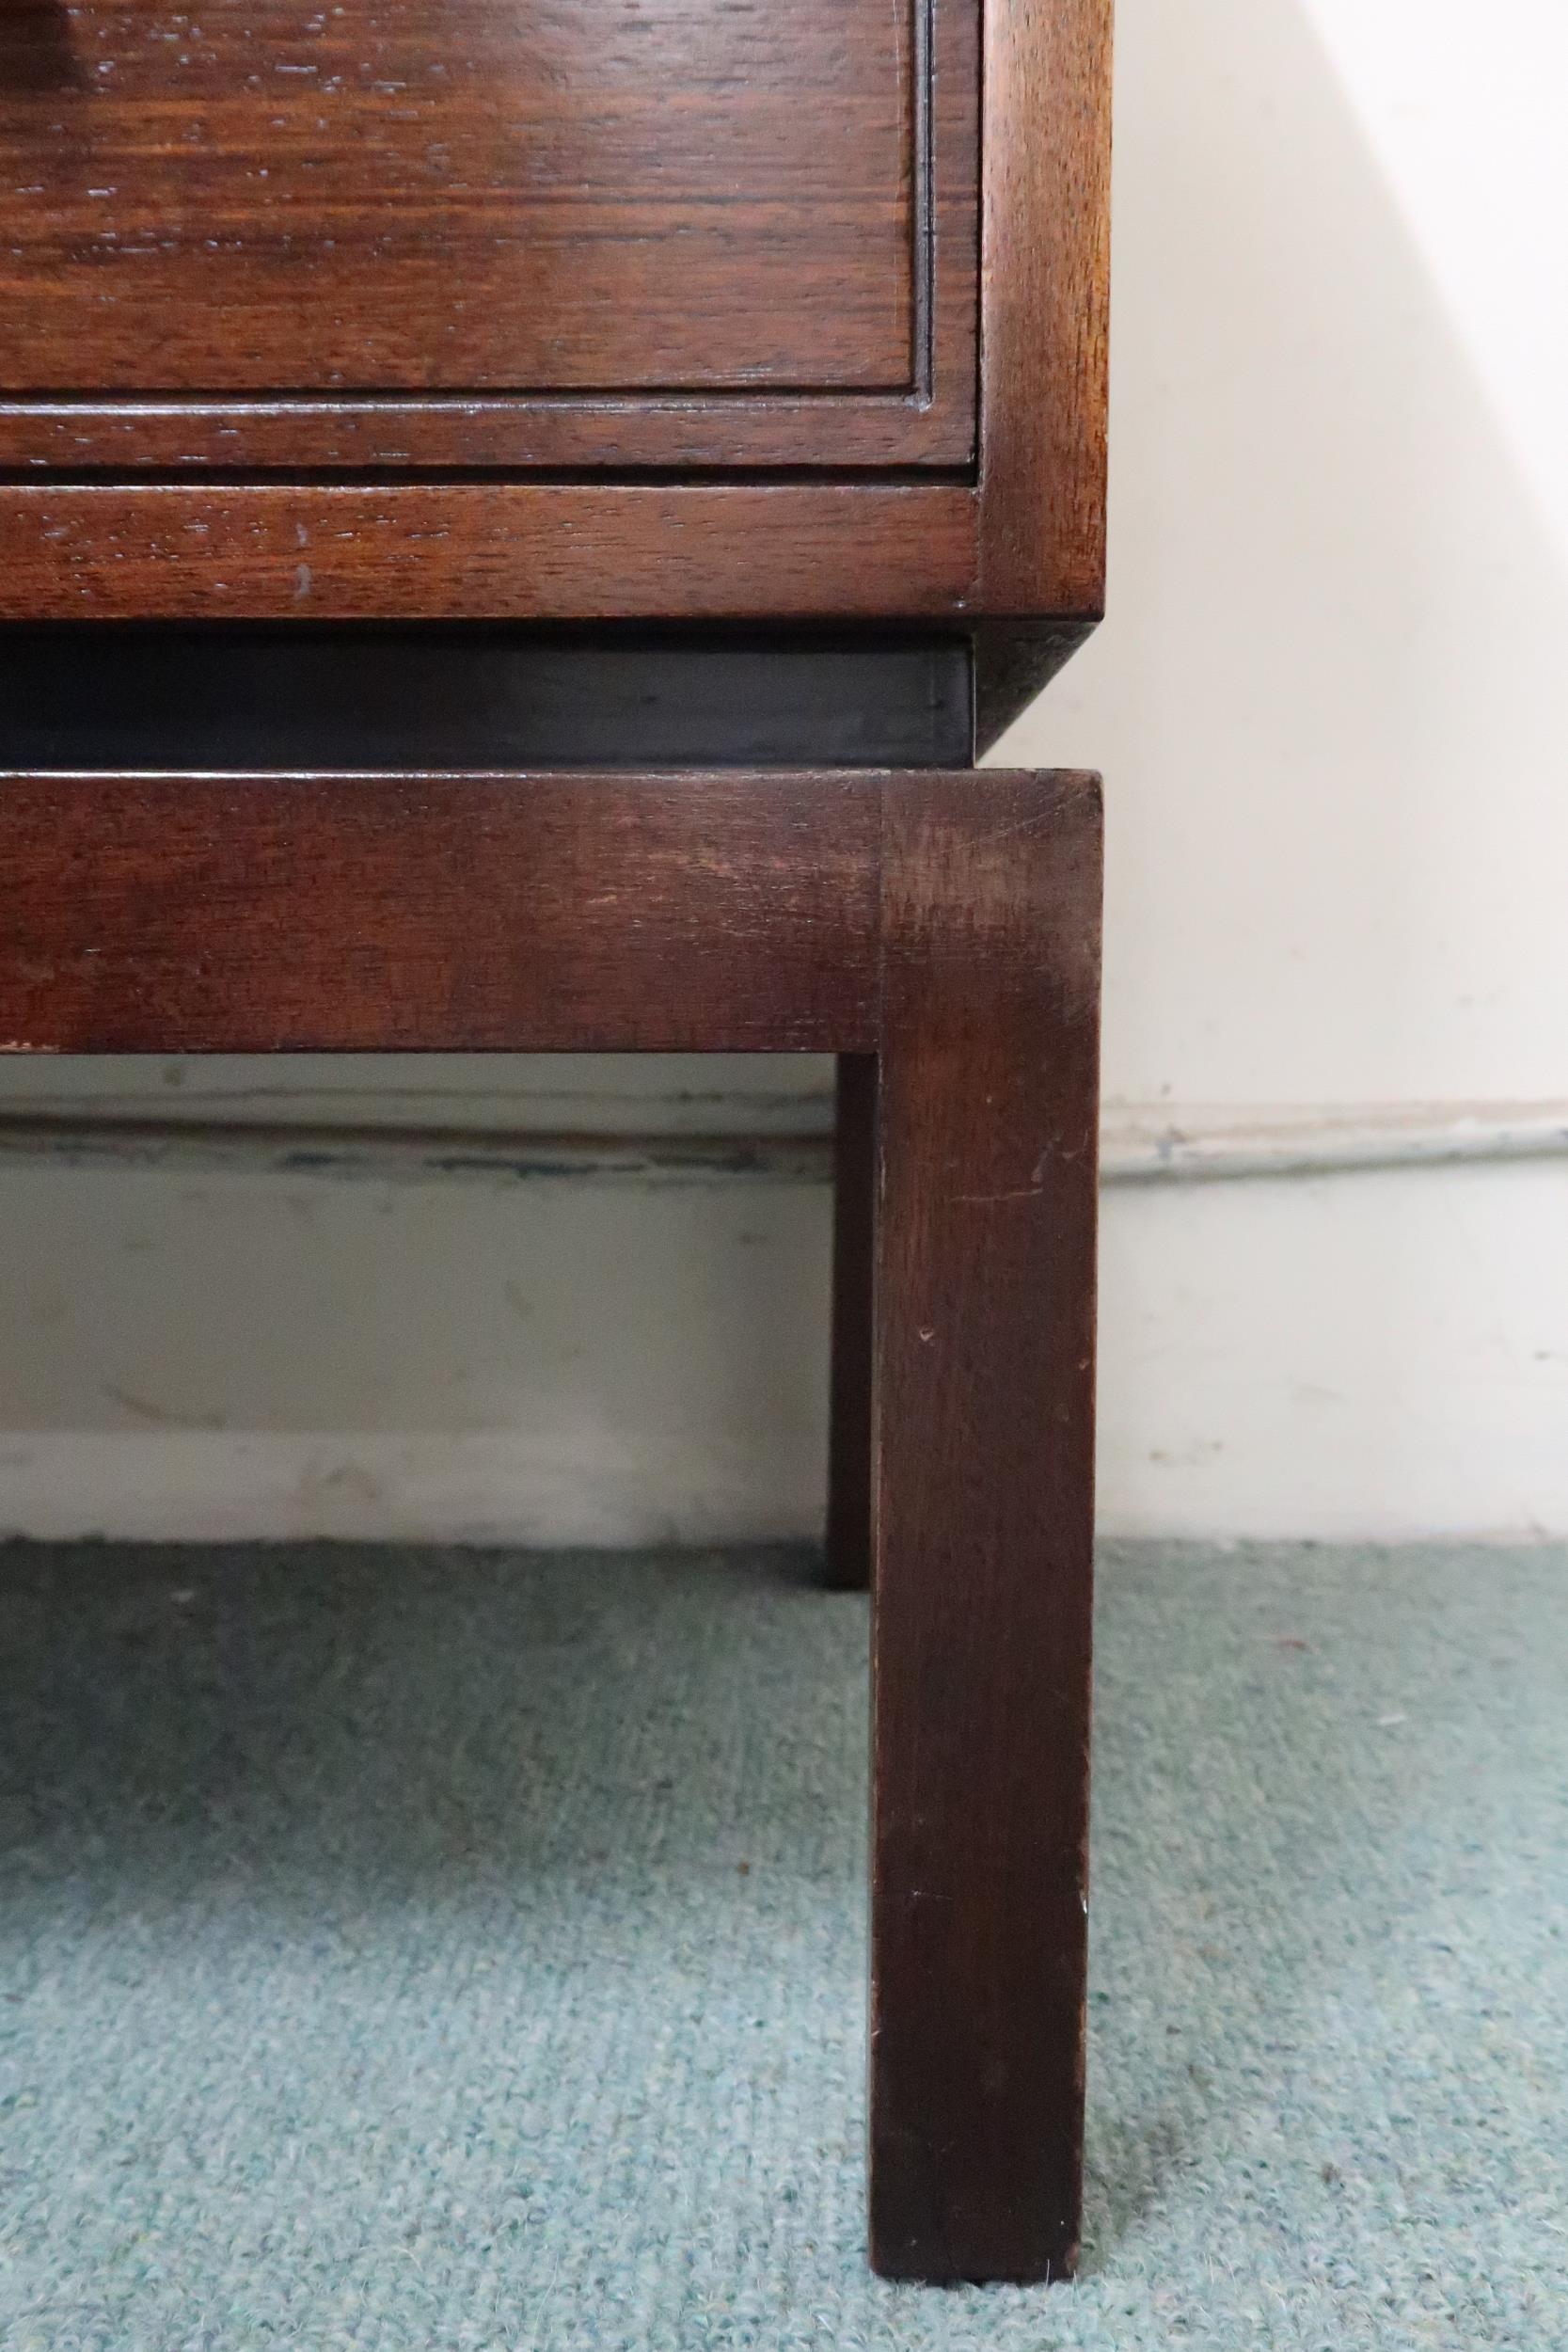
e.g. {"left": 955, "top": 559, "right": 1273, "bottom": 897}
{"left": 0, "top": 1539, "right": 1563, "bottom": 2349}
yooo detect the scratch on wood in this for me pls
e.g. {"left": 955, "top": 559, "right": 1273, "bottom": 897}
{"left": 955, "top": 1184, "right": 1045, "bottom": 1204}
{"left": 978, "top": 805, "right": 1056, "bottom": 849}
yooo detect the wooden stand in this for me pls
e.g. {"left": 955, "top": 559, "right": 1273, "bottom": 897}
{"left": 1, "top": 750, "right": 1101, "bottom": 2284}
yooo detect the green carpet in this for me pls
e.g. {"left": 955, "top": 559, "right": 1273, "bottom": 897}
{"left": 0, "top": 1539, "right": 1562, "bottom": 2349}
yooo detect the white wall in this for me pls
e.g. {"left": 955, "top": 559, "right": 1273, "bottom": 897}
{"left": 997, "top": 0, "right": 1568, "bottom": 1534}
{"left": 1006, "top": 0, "right": 1568, "bottom": 1110}
{"left": 2, "top": 0, "right": 1565, "bottom": 1545}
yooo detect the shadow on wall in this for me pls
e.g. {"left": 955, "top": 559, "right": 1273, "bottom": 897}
{"left": 999, "top": 0, "right": 1568, "bottom": 1536}
{"left": 1002, "top": 0, "right": 1568, "bottom": 1109}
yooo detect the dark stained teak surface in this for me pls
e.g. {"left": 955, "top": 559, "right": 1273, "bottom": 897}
{"left": 870, "top": 771, "right": 1101, "bottom": 2280}
{"left": 3, "top": 0, "right": 920, "bottom": 395}
{"left": 0, "top": 0, "right": 1111, "bottom": 740}
{"left": 0, "top": 0, "right": 978, "bottom": 469}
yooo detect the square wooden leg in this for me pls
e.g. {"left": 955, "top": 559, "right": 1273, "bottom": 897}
{"left": 826, "top": 1053, "right": 879, "bottom": 1590}
{"left": 867, "top": 771, "right": 1102, "bottom": 2283}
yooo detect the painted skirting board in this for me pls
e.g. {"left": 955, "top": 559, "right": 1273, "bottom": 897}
{"left": 0, "top": 1130, "right": 1563, "bottom": 1545}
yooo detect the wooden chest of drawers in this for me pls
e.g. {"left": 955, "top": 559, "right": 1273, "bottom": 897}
{"left": 1, "top": 0, "right": 1111, "bottom": 2291}
{"left": 0, "top": 0, "right": 1108, "bottom": 740}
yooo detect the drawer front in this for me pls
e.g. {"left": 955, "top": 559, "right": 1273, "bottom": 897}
{"left": 0, "top": 0, "right": 977, "bottom": 469}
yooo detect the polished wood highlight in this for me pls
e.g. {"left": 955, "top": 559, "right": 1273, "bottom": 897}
{"left": 978, "top": 0, "right": 1114, "bottom": 617}
{"left": 0, "top": 0, "right": 978, "bottom": 470}
{"left": 971, "top": 0, "right": 1114, "bottom": 737}
{"left": 870, "top": 769, "right": 1101, "bottom": 2281}
{"left": 2, "top": 0, "right": 910, "bottom": 391}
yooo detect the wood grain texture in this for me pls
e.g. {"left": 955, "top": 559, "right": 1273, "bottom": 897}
{"left": 0, "top": 484, "right": 977, "bottom": 621}
{"left": 0, "top": 390, "right": 974, "bottom": 473}
{"left": 1, "top": 0, "right": 909, "bottom": 392}
{"left": 869, "top": 767, "right": 1102, "bottom": 2282}
{"left": 0, "top": 0, "right": 977, "bottom": 470}
{"left": 0, "top": 0, "right": 1116, "bottom": 661}
{"left": 974, "top": 0, "right": 1113, "bottom": 615}
{"left": 0, "top": 770, "right": 881, "bottom": 1052}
